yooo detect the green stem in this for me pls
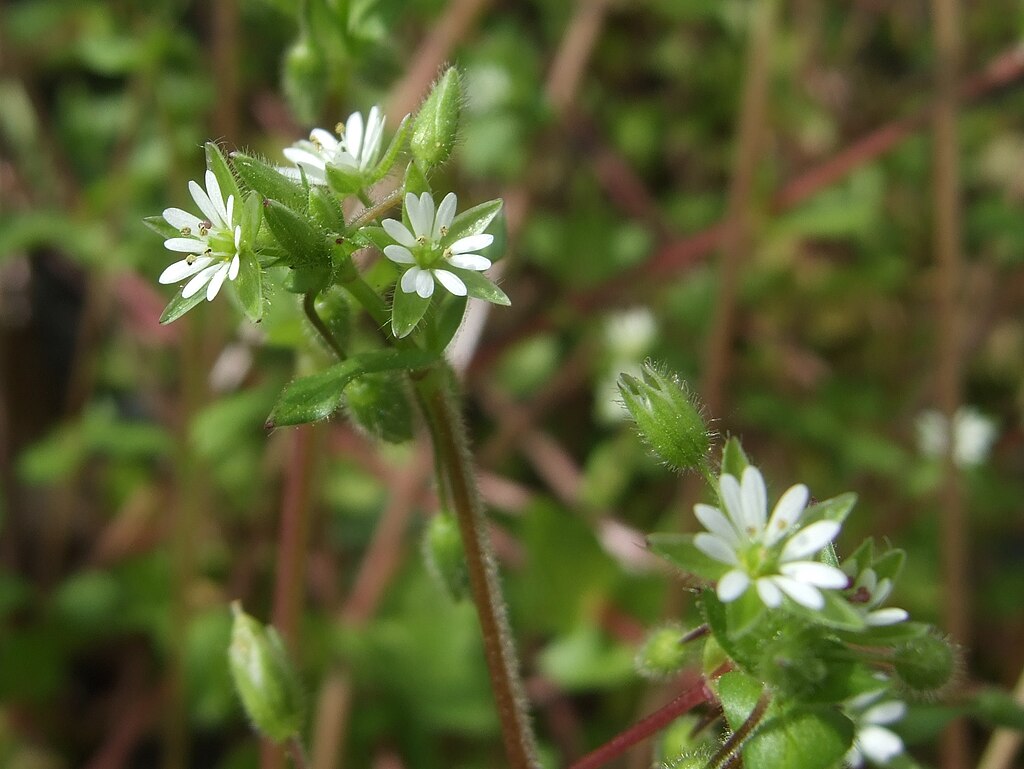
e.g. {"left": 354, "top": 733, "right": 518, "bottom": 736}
{"left": 413, "top": 366, "right": 538, "bottom": 769}
{"left": 709, "top": 689, "right": 771, "bottom": 769}
{"left": 303, "top": 293, "right": 345, "bottom": 359}
{"left": 350, "top": 188, "right": 403, "bottom": 230}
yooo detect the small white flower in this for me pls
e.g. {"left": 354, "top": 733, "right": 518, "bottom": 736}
{"left": 916, "top": 406, "right": 997, "bottom": 468}
{"left": 283, "top": 106, "right": 388, "bottom": 184}
{"left": 694, "top": 466, "right": 848, "bottom": 610}
{"left": 844, "top": 689, "right": 907, "bottom": 767}
{"left": 844, "top": 566, "right": 909, "bottom": 627}
{"left": 159, "top": 170, "right": 242, "bottom": 302}
{"left": 382, "top": 192, "right": 494, "bottom": 299}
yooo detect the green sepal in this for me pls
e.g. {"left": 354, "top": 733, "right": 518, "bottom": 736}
{"left": 160, "top": 288, "right": 207, "bottom": 324}
{"left": 403, "top": 160, "right": 431, "bottom": 197}
{"left": 353, "top": 225, "right": 393, "bottom": 252}
{"left": 205, "top": 142, "right": 242, "bottom": 207}
{"left": 143, "top": 215, "right": 178, "bottom": 239}
{"left": 450, "top": 268, "right": 510, "bottom": 306}
{"left": 231, "top": 152, "right": 308, "bottom": 212}
{"left": 262, "top": 199, "right": 330, "bottom": 269}
{"left": 266, "top": 349, "right": 438, "bottom": 428}
{"left": 784, "top": 589, "right": 866, "bottom": 632}
{"left": 423, "top": 294, "right": 467, "bottom": 354}
{"left": 309, "top": 185, "right": 346, "bottom": 233}
{"left": 647, "top": 533, "right": 728, "bottom": 583}
{"left": 720, "top": 437, "right": 749, "bottom": 478}
{"left": 718, "top": 671, "right": 854, "bottom": 769}
{"left": 235, "top": 246, "right": 264, "bottom": 322}
{"left": 871, "top": 548, "right": 906, "bottom": 584}
{"left": 442, "top": 199, "right": 503, "bottom": 247}
{"left": 369, "top": 114, "right": 411, "bottom": 184}
{"left": 801, "top": 493, "right": 857, "bottom": 529}
{"left": 391, "top": 285, "right": 431, "bottom": 338}
{"left": 325, "top": 163, "right": 366, "bottom": 196}
{"left": 837, "top": 620, "right": 928, "bottom": 646}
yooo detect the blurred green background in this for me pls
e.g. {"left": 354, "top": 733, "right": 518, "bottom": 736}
{"left": 1, "top": 1, "right": 1023, "bottom": 768}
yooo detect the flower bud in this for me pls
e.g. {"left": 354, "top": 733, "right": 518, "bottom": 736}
{"left": 635, "top": 622, "right": 691, "bottom": 680}
{"left": 228, "top": 602, "right": 304, "bottom": 743}
{"left": 422, "top": 512, "right": 468, "bottom": 601}
{"left": 411, "top": 67, "right": 461, "bottom": 170}
{"left": 893, "top": 629, "right": 957, "bottom": 692}
{"left": 661, "top": 745, "right": 714, "bottom": 769}
{"left": 282, "top": 38, "right": 326, "bottom": 124}
{"left": 618, "top": 363, "right": 711, "bottom": 472}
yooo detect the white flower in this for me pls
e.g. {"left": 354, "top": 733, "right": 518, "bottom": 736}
{"left": 159, "top": 170, "right": 242, "bottom": 302}
{"left": 844, "top": 566, "right": 909, "bottom": 627}
{"left": 283, "top": 106, "right": 388, "bottom": 184}
{"left": 382, "top": 192, "right": 494, "bottom": 299}
{"left": 694, "top": 466, "right": 848, "bottom": 610}
{"left": 916, "top": 406, "right": 997, "bottom": 468}
{"left": 844, "top": 689, "right": 907, "bottom": 767}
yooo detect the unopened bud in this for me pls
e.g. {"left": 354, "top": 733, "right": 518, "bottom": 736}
{"left": 282, "top": 38, "right": 326, "bottom": 124}
{"left": 411, "top": 67, "right": 461, "bottom": 170}
{"left": 636, "top": 622, "right": 691, "bottom": 680}
{"left": 893, "top": 629, "right": 957, "bottom": 692}
{"left": 422, "top": 512, "right": 468, "bottom": 601}
{"left": 228, "top": 602, "right": 304, "bottom": 742}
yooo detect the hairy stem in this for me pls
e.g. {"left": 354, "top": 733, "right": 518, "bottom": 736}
{"left": 413, "top": 366, "right": 538, "bottom": 769}
{"left": 350, "top": 188, "right": 404, "bottom": 230}
{"left": 708, "top": 689, "right": 771, "bottom": 769}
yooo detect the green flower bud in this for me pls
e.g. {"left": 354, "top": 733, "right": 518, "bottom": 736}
{"left": 282, "top": 38, "right": 326, "bottom": 124}
{"left": 411, "top": 67, "right": 461, "bottom": 170}
{"left": 661, "top": 744, "right": 714, "bottom": 769}
{"left": 344, "top": 372, "right": 415, "bottom": 444}
{"left": 422, "top": 512, "right": 468, "bottom": 601}
{"left": 635, "top": 623, "right": 690, "bottom": 680}
{"left": 618, "top": 362, "right": 711, "bottom": 472}
{"left": 893, "top": 629, "right": 957, "bottom": 692}
{"left": 228, "top": 602, "right": 304, "bottom": 743}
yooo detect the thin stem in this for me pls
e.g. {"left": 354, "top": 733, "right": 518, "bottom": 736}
{"left": 707, "top": 689, "right": 771, "bottom": 769}
{"left": 303, "top": 293, "right": 345, "bottom": 359}
{"left": 340, "top": 275, "right": 390, "bottom": 331}
{"left": 349, "top": 188, "right": 404, "bottom": 230}
{"left": 288, "top": 737, "right": 310, "bottom": 769}
{"left": 413, "top": 366, "right": 538, "bottom": 769}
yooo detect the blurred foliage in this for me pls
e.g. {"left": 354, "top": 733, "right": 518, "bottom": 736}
{"left": 2, "top": 0, "right": 1024, "bottom": 768}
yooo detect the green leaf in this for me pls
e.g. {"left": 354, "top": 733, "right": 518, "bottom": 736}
{"left": 283, "top": 264, "right": 331, "bottom": 294}
{"left": 325, "top": 163, "right": 366, "bottom": 196}
{"left": 267, "top": 349, "right": 438, "bottom": 428}
{"left": 801, "top": 493, "right": 857, "bottom": 528}
{"left": 451, "top": 268, "right": 510, "bottom": 305}
{"left": 240, "top": 190, "right": 263, "bottom": 240}
{"left": 354, "top": 225, "right": 393, "bottom": 252}
{"left": 647, "top": 533, "right": 728, "bottom": 582}
{"left": 871, "top": 548, "right": 906, "bottom": 584}
{"left": 443, "top": 199, "right": 503, "bottom": 247}
{"left": 718, "top": 672, "right": 854, "bottom": 769}
{"left": 391, "top": 285, "right": 431, "bottom": 338}
{"left": 143, "top": 215, "right": 177, "bottom": 239}
{"left": 720, "top": 437, "right": 749, "bottom": 478}
{"left": 424, "top": 294, "right": 467, "bottom": 354}
{"left": 403, "top": 160, "right": 430, "bottom": 197}
{"left": 205, "top": 142, "right": 241, "bottom": 207}
{"left": 235, "top": 246, "right": 263, "bottom": 322}
{"left": 232, "top": 152, "right": 307, "bottom": 212}
{"left": 262, "top": 199, "right": 330, "bottom": 269}
{"left": 160, "top": 288, "right": 207, "bottom": 324}
{"left": 369, "top": 114, "right": 411, "bottom": 184}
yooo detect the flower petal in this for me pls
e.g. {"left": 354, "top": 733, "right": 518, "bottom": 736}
{"left": 182, "top": 264, "right": 220, "bottom": 299}
{"left": 205, "top": 170, "right": 229, "bottom": 225}
{"left": 779, "top": 561, "right": 849, "bottom": 589}
{"left": 756, "top": 577, "right": 784, "bottom": 608}
{"left": 163, "top": 207, "right": 202, "bottom": 231}
{"left": 779, "top": 520, "right": 841, "bottom": 562}
{"left": 434, "top": 192, "right": 458, "bottom": 239}
{"left": 858, "top": 725, "right": 904, "bottom": 765}
{"left": 771, "top": 576, "right": 825, "bottom": 609}
{"left": 400, "top": 267, "right": 423, "bottom": 294}
{"left": 228, "top": 253, "right": 240, "bottom": 280}
{"left": 433, "top": 269, "right": 467, "bottom": 296}
{"left": 284, "top": 147, "right": 327, "bottom": 170}
{"left": 717, "top": 570, "right": 750, "bottom": 602}
{"left": 164, "top": 237, "right": 208, "bottom": 253}
{"left": 206, "top": 263, "right": 230, "bottom": 301}
{"left": 345, "top": 111, "right": 364, "bottom": 160}
{"left": 450, "top": 233, "right": 494, "bottom": 253}
{"left": 864, "top": 701, "right": 907, "bottom": 726}
{"left": 866, "top": 608, "right": 909, "bottom": 626}
{"left": 407, "top": 192, "right": 435, "bottom": 239}
{"left": 159, "top": 256, "right": 214, "bottom": 284}
{"left": 384, "top": 244, "right": 416, "bottom": 264}
{"left": 383, "top": 218, "right": 417, "bottom": 247}
{"left": 414, "top": 268, "right": 435, "bottom": 298}
{"left": 765, "top": 483, "right": 809, "bottom": 546}
{"left": 310, "top": 128, "right": 339, "bottom": 154}
{"left": 693, "top": 533, "right": 740, "bottom": 566}
{"left": 447, "top": 253, "right": 491, "bottom": 271}
{"left": 740, "top": 466, "right": 768, "bottom": 532}
{"left": 719, "top": 473, "right": 746, "bottom": 534}
{"left": 189, "top": 178, "right": 221, "bottom": 226}
{"left": 694, "top": 503, "right": 741, "bottom": 545}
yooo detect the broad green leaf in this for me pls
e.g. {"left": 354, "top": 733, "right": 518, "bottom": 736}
{"left": 391, "top": 285, "right": 431, "bottom": 338}
{"left": 262, "top": 199, "right": 330, "bottom": 269}
{"left": 369, "top": 114, "right": 411, "bottom": 184}
{"left": 647, "top": 533, "right": 728, "bottom": 582}
{"left": 443, "top": 199, "right": 503, "bottom": 247}
{"left": 205, "top": 142, "right": 241, "bottom": 207}
{"left": 267, "top": 349, "right": 438, "bottom": 428}
{"left": 232, "top": 152, "right": 307, "bottom": 212}
{"left": 326, "top": 164, "right": 365, "bottom": 196}
{"left": 720, "top": 437, "right": 749, "bottom": 478}
{"left": 160, "top": 288, "right": 207, "bottom": 324}
{"left": 451, "top": 268, "right": 510, "bottom": 305}
{"left": 235, "top": 245, "right": 263, "bottom": 322}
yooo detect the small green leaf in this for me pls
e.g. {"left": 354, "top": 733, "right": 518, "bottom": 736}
{"left": 232, "top": 152, "right": 307, "bottom": 212}
{"left": 403, "top": 160, "right": 430, "bottom": 197}
{"left": 443, "top": 199, "right": 503, "bottom": 247}
{"left": 647, "top": 533, "right": 728, "bottom": 582}
{"left": 370, "top": 114, "right": 411, "bottom": 184}
{"left": 262, "top": 199, "right": 330, "bottom": 269}
{"left": 720, "top": 438, "right": 749, "bottom": 478}
{"left": 801, "top": 493, "right": 857, "bottom": 528}
{"left": 424, "top": 294, "right": 467, "bottom": 353}
{"left": 143, "top": 215, "right": 178, "bottom": 239}
{"left": 325, "top": 164, "right": 366, "bottom": 196}
{"left": 267, "top": 349, "right": 438, "bottom": 428}
{"left": 205, "top": 142, "right": 241, "bottom": 206}
{"left": 451, "top": 268, "right": 510, "bottom": 305}
{"left": 160, "top": 288, "right": 207, "bottom": 324}
{"left": 391, "top": 285, "right": 431, "bottom": 338}
{"left": 235, "top": 246, "right": 263, "bottom": 322}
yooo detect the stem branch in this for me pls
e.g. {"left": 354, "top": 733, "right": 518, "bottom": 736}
{"left": 303, "top": 293, "right": 345, "bottom": 359}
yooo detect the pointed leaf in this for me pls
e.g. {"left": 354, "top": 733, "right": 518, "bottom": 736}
{"left": 325, "top": 163, "right": 366, "bottom": 196}
{"left": 205, "top": 142, "right": 241, "bottom": 206}
{"left": 369, "top": 114, "right": 411, "bottom": 184}
{"left": 267, "top": 349, "right": 438, "bottom": 428}
{"left": 353, "top": 225, "right": 393, "bottom": 252}
{"left": 403, "top": 160, "right": 430, "bottom": 197}
{"left": 872, "top": 548, "right": 906, "bottom": 584}
{"left": 785, "top": 589, "right": 866, "bottom": 632}
{"left": 160, "top": 288, "right": 207, "bottom": 324}
{"left": 391, "top": 285, "right": 431, "bottom": 338}
{"left": 442, "top": 199, "right": 502, "bottom": 247}
{"left": 801, "top": 493, "right": 857, "bottom": 528}
{"left": 232, "top": 152, "right": 307, "bottom": 212}
{"left": 647, "top": 533, "right": 729, "bottom": 582}
{"left": 235, "top": 246, "right": 263, "bottom": 322}
{"left": 143, "top": 215, "right": 178, "bottom": 239}
{"left": 720, "top": 437, "right": 749, "bottom": 478}
{"left": 450, "top": 268, "right": 510, "bottom": 305}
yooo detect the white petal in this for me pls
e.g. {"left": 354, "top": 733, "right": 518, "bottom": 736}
{"left": 858, "top": 725, "right": 904, "bottom": 764}
{"left": 694, "top": 503, "right": 741, "bottom": 545}
{"left": 740, "top": 466, "right": 768, "bottom": 532}
{"left": 189, "top": 178, "right": 221, "bottom": 226}
{"left": 164, "top": 237, "right": 208, "bottom": 253}
{"left": 719, "top": 473, "right": 746, "bottom": 534}
{"left": 450, "top": 233, "right": 494, "bottom": 253}
{"left": 693, "top": 533, "right": 740, "bottom": 566}
{"left": 400, "top": 267, "right": 423, "bottom": 294}
{"left": 331, "top": 150, "right": 359, "bottom": 169}
{"left": 866, "top": 608, "right": 909, "bottom": 626}
{"left": 864, "top": 701, "right": 907, "bottom": 726}
{"left": 182, "top": 264, "right": 220, "bottom": 298}
{"left": 234, "top": 226, "right": 242, "bottom": 249}
{"left": 162, "top": 207, "right": 202, "bottom": 231}
{"left": 361, "top": 106, "right": 385, "bottom": 166}
{"left": 433, "top": 192, "right": 458, "bottom": 238}
{"left": 407, "top": 192, "right": 435, "bottom": 239}
{"left": 717, "top": 570, "right": 750, "bottom": 602}
{"left": 843, "top": 745, "right": 865, "bottom": 769}
{"left": 780, "top": 520, "right": 841, "bottom": 562}
{"left": 205, "top": 170, "right": 229, "bottom": 225}
{"left": 433, "top": 269, "right": 466, "bottom": 296}
{"left": 206, "top": 263, "right": 230, "bottom": 301}
{"left": 871, "top": 577, "right": 893, "bottom": 606}
{"left": 284, "top": 147, "right": 327, "bottom": 170}
{"left": 447, "top": 253, "right": 491, "bottom": 271}
{"left": 159, "top": 256, "right": 213, "bottom": 284}
{"left": 228, "top": 253, "right": 240, "bottom": 280}
{"left": 771, "top": 576, "right": 824, "bottom": 609}
{"left": 765, "top": 483, "right": 809, "bottom": 545}
{"left": 226, "top": 194, "right": 235, "bottom": 227}
{"left": 779, "top": 561, "right": 849, "bottom": 589}
{"left": 345, "top": 111, "right": 365, "bottom": 159}
{"left": 384, "top": 244, "right": 416, "bottom": 264}
{"left": 415, "top": 269, "right": 435, "bottom": 298}
{"left": 756, "top": 577, "right": 784, "bottom": 608}
{"left": 382, "top": 218, "right": 417, "bottom": 247}
{"left": 310, "top": 128, "right": 339, "bottom": 153}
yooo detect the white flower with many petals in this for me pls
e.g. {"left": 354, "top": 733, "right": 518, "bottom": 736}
{"left": 844, "top": 566, "right": 909, "bottom": 627}
{"left": 382, "top": 192, "right": 494, "bottom": 299}
{"left": 844, "top": 689, "right": 907, "bottom": 767}
{"left": 694, "top": 466, "right": 848, "bottom": 610}
{"left": 159, "top": 170, "right": 242, "bottom": 302}
{"left": 283, "top": 106, "right": 388, "bottom": 184}
{"left": 916, "top": 406, "right": 997, "bottom": 469}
